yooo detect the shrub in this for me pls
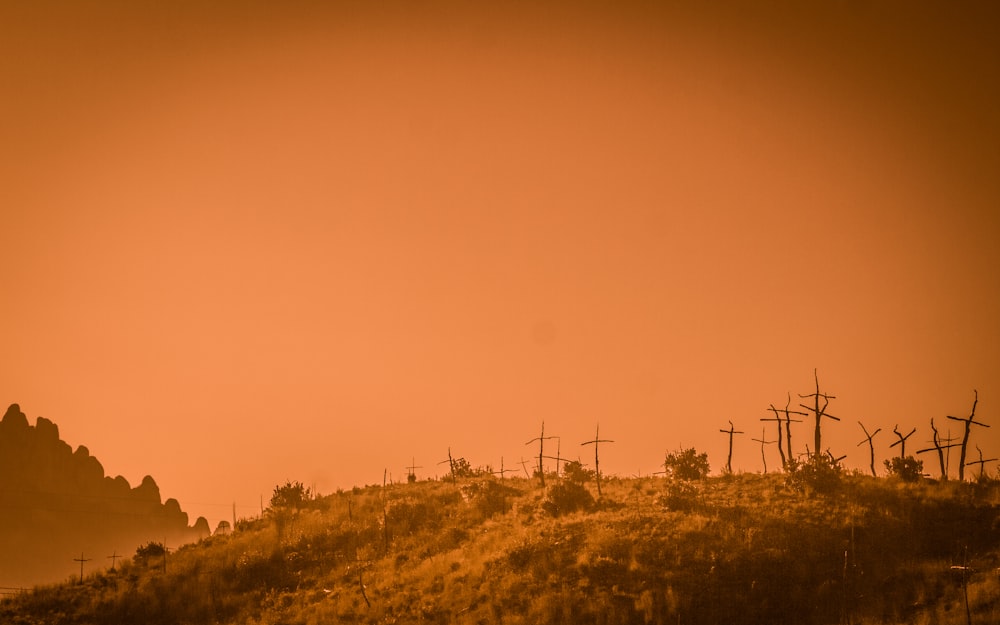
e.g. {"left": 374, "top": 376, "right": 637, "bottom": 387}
{"left": 542, "top": 481, "right": 594, "bottom": 517}
{"left": 884, "top": 456, "right": 924, "bottom": 482}
{"left": 662, "top": 448, "right": 710, "bottom": 481}
{"left": 563, "top": 460, "right": 595, "bottom": 484}
{"left": 134, "top": 541, "right": 166, "bottom": 568}
{"left": 270, "top": 480, "right": 312, "bottom": 510}
{"left": 657, "top": 478, "right": 701, "bottom": 511}
{"left": 462, "top": 478, "right": 518, "bottom": 517}
{"left": 786, "top": 454, "right": 842, "bottom": 493}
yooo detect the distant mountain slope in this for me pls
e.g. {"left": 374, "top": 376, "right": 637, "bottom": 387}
{"left": 0, "top": 403, "right": 209, "bottom": 588}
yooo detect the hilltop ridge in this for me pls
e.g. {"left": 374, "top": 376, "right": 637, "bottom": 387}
{"left": 3, "top": 465, "right": 999, "bottom": 624}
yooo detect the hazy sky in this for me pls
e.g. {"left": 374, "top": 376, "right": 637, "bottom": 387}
{"left": 3, "top": 1, "right": 999, "bottom": 526}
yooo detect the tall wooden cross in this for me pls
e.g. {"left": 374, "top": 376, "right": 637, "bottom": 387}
{"left": 73, "top": 552, "right": 91, "bottom": 584}
{"left": 751, "top": 427, "right": 775, "bottom": 473}
{"left": 798, "top": 369, "right": 839, "bottom": 458}
{"left": 405, "top": 457, "right": 423, "bottom": 482}
{"left": 856, "top": 421, "right": 882, "bottom": 477}
{"left": 719, "top": 420, "right": 744, "bottom": 474}
{"left": 965, "top": 445, "right": 998, "bottom": 480}
{"left": 526, "top": 421, "right": 557, "bottom": 487}
{"left": 947, "top": 390, "right": 990, "bottom": 481}
{"left": 916, "top": 418, "right": 962, "bottom": 480}
{"left": 889, "top": 425, "right": 917, "bottom": 460}
{"left": 581, "top": 424, "right": 614, "bottom": 497}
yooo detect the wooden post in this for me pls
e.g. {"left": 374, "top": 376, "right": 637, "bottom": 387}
{"left": 73, "top": 552, "right": 91, "bottom": 584}
{"left": 106, "top": 550, "right": 121, "bottom": 571}
{"left": 526, "top": 422, "right": 557, "bottom": 487}
{"left": 856, "top": 422, "right": 881, "bottom": 477}
{"left": 381, "top": 469, "right": 390, "bottom": 552}
{"left": 719, "top": 420, "right": 744, "bottom": 474}
{"left": 581, "top": 424, "right": 614, "bottom": 497}
{"left": 889, "top": 425, "right": 916, "bottom": 460}
{"left": 798, "top": 369, "right": 839, "bottom": 458}
{"left": 947, "top": 390, "right": 990, "bottom": 481}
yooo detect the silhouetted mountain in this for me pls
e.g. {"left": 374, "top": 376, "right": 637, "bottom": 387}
{"left": 0, "top": 403, "right": 209, "bottom": 589}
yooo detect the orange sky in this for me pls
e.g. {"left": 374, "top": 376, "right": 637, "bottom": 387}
{"left": 2, "top": 1, "right": 999, "bottom": 527}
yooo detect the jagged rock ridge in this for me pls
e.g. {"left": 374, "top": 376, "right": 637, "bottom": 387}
{"left": 0, "top": 403, "right": 209, "bottom": 588}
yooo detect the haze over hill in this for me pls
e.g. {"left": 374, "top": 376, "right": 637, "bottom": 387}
{"left": 0, "top": 404, "right": 209, "bottom": 589}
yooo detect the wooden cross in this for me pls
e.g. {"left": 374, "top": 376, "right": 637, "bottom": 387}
{"left": 825, "top": 449, "right": 847, "bottom": 466}
{"left": 719, "top": 420, "right": 744, "bottom": 474}
{"left": 526, "top": 421, "right": 557, "bottom": 487}
{"left": 106, "top": 550, "right": 121, "bottom": 571}
{"left": 541, "top": 437, "right": 563, "bottom": 476}
{"left": 73, "top": 552, "right": 91, "bottom": 584}
{"left": 762, "top": 406, "right": 788, "bottom": 467}
{"left": 581, "top": 424, "right": 614, "bottom": 497}
{"left": 490, "top": 457, "right": 517, "bottom": 481}
{"left": 798, "top": 369, "right": 839, "bottom": 458}
{"left": 751, "top": 427, "right": 775, "bottom": 473}
{"left": 916, "top": 418, "right": 962, "bottom": 480}
{"left": 437, "top": 447, "right": 456, "bottom": 482}
{"left": 965, "top": 445, "right": 998, "bottom": 480}
{"left": 889, "top": 425, "right": 917, "bottom": 459}
{"left": 405, "top": 457, "right": 423, "bottom": 482}
{"left": 517, "top": 457, "right": 531, "bottom": 478}
{"left": 856, "top": 421, "right": 882, "bottom": 477}
{"left": 947, "top": 390, "right": 990, "bottom": 481}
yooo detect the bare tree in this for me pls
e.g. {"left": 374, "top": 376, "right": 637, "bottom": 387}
{"left": 581, "top": 424, "right": 614, "bottom": 497}
{"left": 947, "top": 390, "right": 990, "bottom": 481}
{"left": 719, "top": 420, "right": 744, "bottom": 474}
{"left": 798, "top": 369, "right": 840, "bottom": 458}
{"left": 856, "top": 422, "right": 881, "bottom": 477}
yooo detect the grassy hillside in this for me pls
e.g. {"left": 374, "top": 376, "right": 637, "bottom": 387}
{"left": 3, "top": 468, "right": 999, "bottom": 625}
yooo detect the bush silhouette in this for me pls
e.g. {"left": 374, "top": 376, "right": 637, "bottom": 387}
{"left": 662, "top": 448, "right": 710, "bottom": 481}
{"left": 884, "top": 456, "right": 924, "bottom": 482}
{"left": 563, "top": 460, "right": 595, "bottom": 484}
{"left": 542, "top": 481, "right": 594, "bottom": 516}
{"left": 785, "top": 455, "right": 842, "bottom": 493}
{"left": 270, "top": 480, "right": 312, "bottom": 510}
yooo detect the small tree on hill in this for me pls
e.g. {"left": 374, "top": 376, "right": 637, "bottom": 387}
{"left": 270, "top": 480, "right": 312, "bottom": 510}
{"left": 786, "top": 454, "right": 842, "bottom": 494}
{"left": 661, "top": 448, "right": 710, "bottom": 481}
{"left": 884, "top": 456, "right": 923, "bottom": 482}
{"left": 563, "top": 459, "right": 595, "bottom": 484}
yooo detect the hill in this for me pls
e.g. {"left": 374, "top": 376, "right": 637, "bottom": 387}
{"left": 2, "top": 464, "right": 999, "bottom": 625}
{"left": 0, "top": 404, "right": 209, "bottom": 589}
